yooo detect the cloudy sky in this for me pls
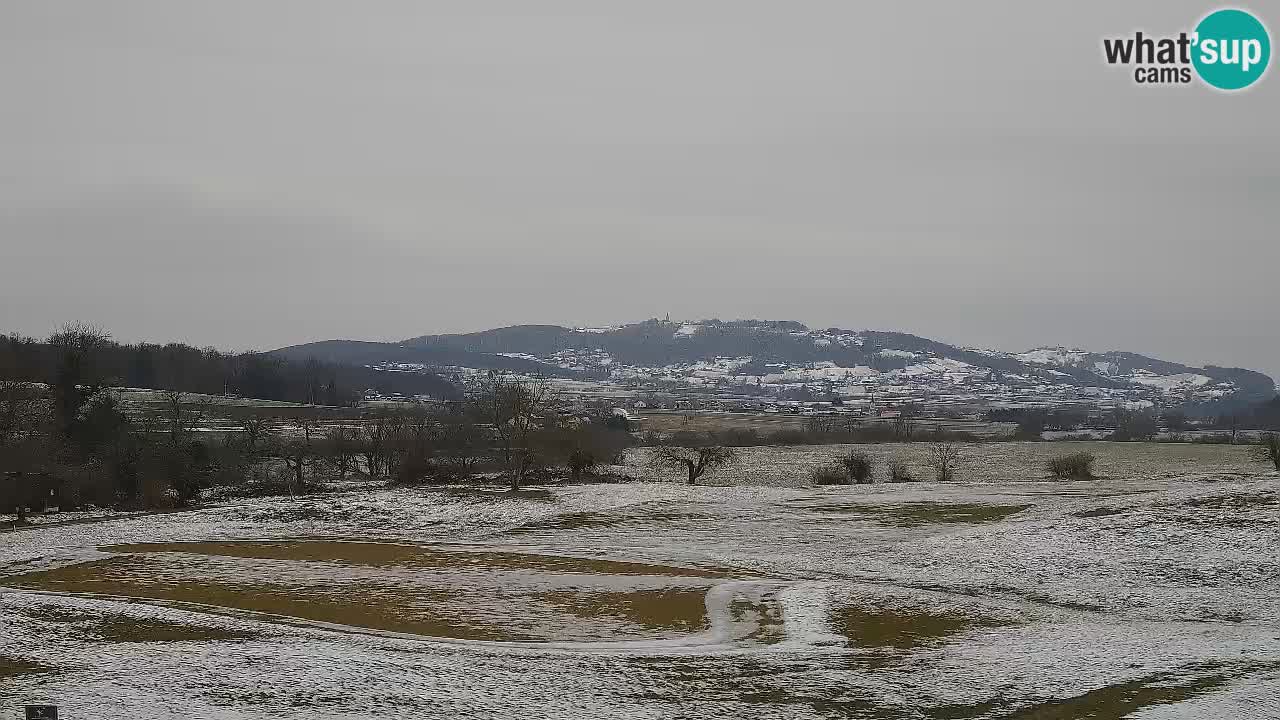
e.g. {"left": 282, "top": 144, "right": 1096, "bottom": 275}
{"left": 1, "top": 2, "right": 1276, "bottom": 378}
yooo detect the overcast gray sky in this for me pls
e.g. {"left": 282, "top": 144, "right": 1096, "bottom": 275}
{"left": 1, "top": 2, "right": 1277, "bottom": 378}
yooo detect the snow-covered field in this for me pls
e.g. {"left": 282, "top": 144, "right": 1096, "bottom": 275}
{"left": 2, "top": 442, "right": 1278, "bottom": 719}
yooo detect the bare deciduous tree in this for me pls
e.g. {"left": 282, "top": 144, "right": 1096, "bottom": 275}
{"left": 1111, "top": 408, "right": 1159, "bottom": 441}
{"left": 279, "top": 417, "right": 317, "bottom": 495}
{"left": 476, "top": 377, "right": 554, "bottom": 490}
{"left": 653, "top": 443, "right": 736, "bottom": 485}
{"left": 891, "top": 406, "right": 917, "bottom": 441}
{"left": 928, "top": 441, "right": 962, "bottom": 482}
{"left": 229, "top": 417, "right": 276, "bottom": 483}
{"left": 148, "top": 390, "right": 213, "bottom": 505}
{"left": 158, "top": 391, "right": 211, "bottom": 447}
{"left": 436, "top": 407, "right": 485, "bottom": 478}
{"left": 391, "top": 404, "right": 435, "bottom": 483}
{"left": 320, "top": 425, "right": 359, "bottom": 481}
{"left": 234, "top": 417, "right": 274, "bottom": 453}
{"left": 48, "top": 322, "right": 112, "bottom": 437}
{"left": 358, "top": 410, "right": 395, "bottom": 479}
{"left": 1255, "top": 433, "right": 1280, "bottom": 471}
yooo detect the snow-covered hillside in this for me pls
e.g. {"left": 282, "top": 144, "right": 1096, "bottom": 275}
{"left": 287, "top": 318, "right": 1275, "bottom": 413}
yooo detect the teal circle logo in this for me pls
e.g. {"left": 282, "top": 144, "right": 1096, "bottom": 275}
{"left": 1192, "top": 8, "right": 1270, "bottom": 90}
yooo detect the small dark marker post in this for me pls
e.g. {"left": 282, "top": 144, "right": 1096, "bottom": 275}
{"left": 25, "top": 706, "right": 58, "bottom": 720}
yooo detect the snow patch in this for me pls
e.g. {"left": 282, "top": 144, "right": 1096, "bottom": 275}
{"left": 1017, "top": 348, "right": 1089, "bottom": 367}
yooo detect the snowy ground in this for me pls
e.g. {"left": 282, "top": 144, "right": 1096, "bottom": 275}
{"left": 2, "top": 443, "right": 1278, "bottom": 719}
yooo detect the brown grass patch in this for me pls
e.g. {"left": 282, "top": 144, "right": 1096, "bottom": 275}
{"left": 808, "top": 503, "right": 1031, "bottom": 527}
{"left": 538, "top": 589, "right": 709, "bottom": 634}
{"left": 836, "top": 605, "right": 1011, "bottom": 650}
{"left": 104, "top": 540, "right": 724, "bottom": 578}
{"left": 0, "top": 656, "right": 55, "bottom": 678}
{"left": 6, "top": 542, "right": 727, "bottom": 643}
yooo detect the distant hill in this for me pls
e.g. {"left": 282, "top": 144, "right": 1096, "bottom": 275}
{"left": 278, "top": 318, "right": 1277, "bottom": 412}
{"left": 270, "top": 339, "right": 576, "bottom": 377}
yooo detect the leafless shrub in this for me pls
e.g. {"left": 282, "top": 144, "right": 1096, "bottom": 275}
{"left": 840, "top": 451, "right": 874, "bottom": 483}
{"left": 1047, "top": 452, "right": 1096, "bottom": 480}
{"left": 810, "top": 463, "right": 849, "bottom": 486}
{"left": 887, "top": 458, "right": 915, "bottom": 483}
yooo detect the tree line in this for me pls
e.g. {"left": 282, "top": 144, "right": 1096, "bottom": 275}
{"left": 0, "top": 327, "right": 641, "bottom": 518}
{"left": 231, "top": 377, "right": 639, "bottom": 495}
{"left": 0, "top": 324, "right": 458, "bottom": 406}
{"left": 987, "top": 402, "right": 1280, "bottom": 441}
